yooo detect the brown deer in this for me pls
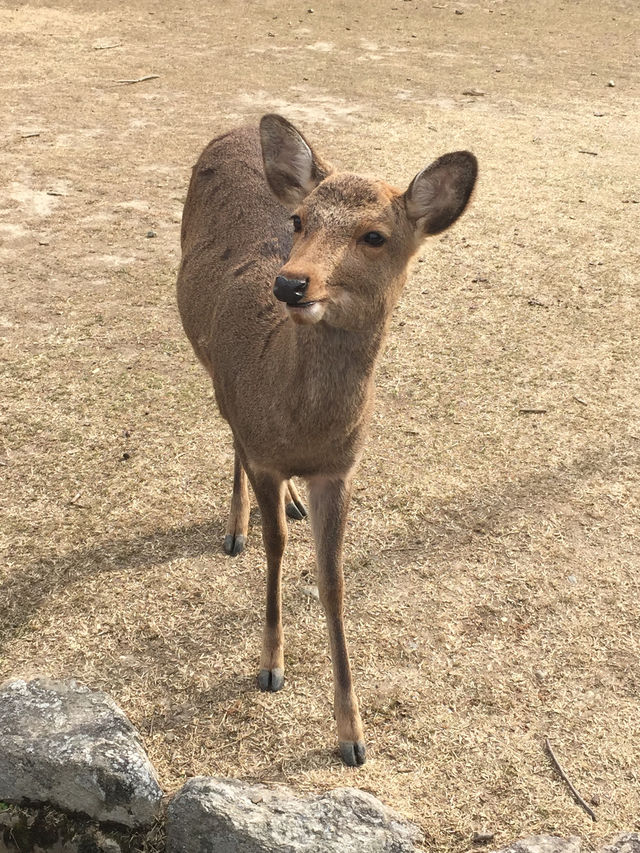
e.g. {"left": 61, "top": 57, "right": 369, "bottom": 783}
{"left": 177, "top": 114, "right": 477, "bottom": 765}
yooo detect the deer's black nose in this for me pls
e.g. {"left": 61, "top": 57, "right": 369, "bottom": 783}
{"left": 273, "top": 275, "right": 309, "bottom": 305}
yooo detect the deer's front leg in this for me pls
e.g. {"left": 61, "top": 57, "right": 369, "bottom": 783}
{"left": 308, "top": 475, "right": 365, "bottom": 767}
{"left": 249, "top": 469, "right": 287, "bottom": 692}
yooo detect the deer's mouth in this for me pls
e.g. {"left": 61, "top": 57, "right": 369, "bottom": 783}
{"left": 285, "top": 300, "right": 325, "bottom": 325}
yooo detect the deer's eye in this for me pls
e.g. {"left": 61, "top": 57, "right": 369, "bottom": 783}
{"left": 362, "top": 231, "right": 386, "bottom": 247}
{"left": 291, "top": 214, "right": 302, "bottom": 233}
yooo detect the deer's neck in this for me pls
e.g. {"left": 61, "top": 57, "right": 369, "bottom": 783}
{"left": 284, "top": 317, "right": 388, "bottom": 428}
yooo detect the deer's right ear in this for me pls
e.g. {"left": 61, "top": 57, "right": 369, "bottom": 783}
{"left": 260, "top": 114, "right": 332, "bottom": 210}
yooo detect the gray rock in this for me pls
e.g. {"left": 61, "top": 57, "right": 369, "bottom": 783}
{"left": 0, "top": 805, "right": 124, "bottom": 852}
{"left": 491, "top": 837, "right": 581, "bottom": 853}
{"left": 600, "top": 835, "right": 640, "bottom": 853}
{"left": 166, "top": 777, "right": 423, "bottom": 853}
{"left": 0, "top": 677, "right": 162, "bottom": 828}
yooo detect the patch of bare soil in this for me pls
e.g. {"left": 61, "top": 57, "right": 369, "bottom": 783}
{"left": 1, "top": 1, "right": 639, "bottom": 850}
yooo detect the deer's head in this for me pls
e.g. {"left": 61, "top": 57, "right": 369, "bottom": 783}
{"left": 260, "top": 114, "right": 477, "bottom": 330}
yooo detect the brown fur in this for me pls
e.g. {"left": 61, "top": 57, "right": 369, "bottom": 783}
{"left": 177, "top": 114, "right": 477, "bottom": 765}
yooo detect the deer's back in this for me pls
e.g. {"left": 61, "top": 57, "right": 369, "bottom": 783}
{"left": 177, "top": 125, "right": 292, "bottom": 377}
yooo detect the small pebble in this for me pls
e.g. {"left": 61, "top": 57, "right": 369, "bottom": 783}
{"left": 146, "top": 230, "right": 157, "bottom": 238}
{"left": 472, "top": 832, "right": 496, "bottom": 845}
{"left": 607, "top": 80, "right": 615, "bottom": 87}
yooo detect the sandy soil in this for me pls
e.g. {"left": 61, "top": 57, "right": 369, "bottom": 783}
{"left": 1, "top": 1, "right": 639, "bottom": 850}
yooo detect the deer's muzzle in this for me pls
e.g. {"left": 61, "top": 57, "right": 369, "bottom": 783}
{"left": 273, "top": 275, "right": 310, "bottom": 306}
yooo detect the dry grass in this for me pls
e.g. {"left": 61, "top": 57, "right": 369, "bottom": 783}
{"left": 1, "top": 1, "right": 639, "bottom": 850}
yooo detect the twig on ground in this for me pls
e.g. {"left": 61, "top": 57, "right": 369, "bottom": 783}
{"left": 578, "top": 149, "right": 599, "bottom": 156}
{"left": 68, "top": 491, "right": 90, "bottom": 509}
{"left": 544, "top": 737, "right": 597, "bottom": 822}
{"left": 93, "top": 42, "right": 122, "bottom": 50}
{"left": 380, "top": 546, "right": 423, "bottom": 554}
{"left": 116, "top": 74, "right": 159, "bottom": 85}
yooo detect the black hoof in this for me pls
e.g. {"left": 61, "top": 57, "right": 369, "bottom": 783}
{"left": 286, "top": 500, "right": 307, "bottom": 520}
{"left": 339, "top": 740, "right": 366, "bottom": 767}
{"left": 224, "top": 533, "right": 246, "bottom": 556}
{"left": 257, "top": 667, "right": 285, "bottom": 692}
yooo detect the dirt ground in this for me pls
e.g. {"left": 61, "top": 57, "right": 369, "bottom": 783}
{"left": 1, "top": 0, "right": 639, "bottom": 850}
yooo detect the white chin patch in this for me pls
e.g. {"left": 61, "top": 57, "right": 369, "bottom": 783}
{"left": 286, "top": 302, "right": 325, "bottom": 325}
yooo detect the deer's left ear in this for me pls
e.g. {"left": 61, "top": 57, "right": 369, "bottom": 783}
{"left": 404, "top": 151, "right": 478, "bottom": 236}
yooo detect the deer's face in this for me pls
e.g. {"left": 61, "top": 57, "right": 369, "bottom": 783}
{"left": 261, "top": 114, "right": 477, "bottom": 330}
{"left": 274, "top": 175, "right": 414, "bottom": 329}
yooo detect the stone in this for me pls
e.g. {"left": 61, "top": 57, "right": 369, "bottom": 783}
{"left": 0, "top": 677, "right": 163, "bottom": 828}
{"left": 491, "top": 837, "right": 581, "bottom": 853}
{"left": 600, "top": 835, "right": 640, "bottom": 853}
{"left": 0, "top": 805, "right": 125, "bottom": 852}
{"left": 166, "top": 777, "right": 423, "bottom": 853}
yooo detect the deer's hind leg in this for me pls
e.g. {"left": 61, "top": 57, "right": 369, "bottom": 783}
{"left": 285, "top": 479, "right": 307, "bottom": 521}
{"left": 247, "top": 469, "right": 288, "bottom": 692}
{"left": 224, "top": 450, "right": 250, "bottom": 556}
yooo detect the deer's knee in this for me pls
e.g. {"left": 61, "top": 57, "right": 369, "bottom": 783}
{"left": 262, "top": 525, "right": 287, "bottom": 557}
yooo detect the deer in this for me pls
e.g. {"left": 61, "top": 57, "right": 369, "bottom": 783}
{"left": 177, "top": 114, "right": 477, "bottom": 766}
